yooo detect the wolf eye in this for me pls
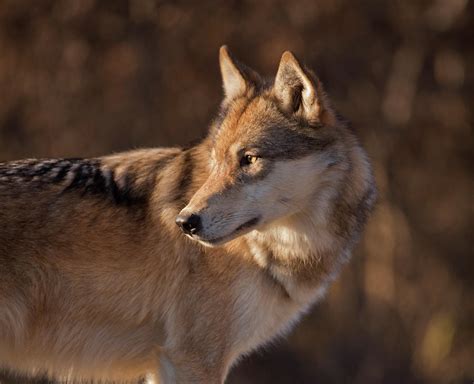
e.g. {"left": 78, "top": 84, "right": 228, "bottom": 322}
{"left": 240, "top": 154, "right": 258, "bottom": 167}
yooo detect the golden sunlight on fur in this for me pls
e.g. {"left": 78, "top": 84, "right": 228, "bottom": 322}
{"left": 0, "top": 46, "right": 375, "bottom": 383}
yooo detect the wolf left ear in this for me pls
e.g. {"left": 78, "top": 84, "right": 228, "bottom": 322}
{"left": 274, "top": 51, "right": 334, "bottom": 125}
{"left": 219, "top": 45, "right": 260, "bottom": 103}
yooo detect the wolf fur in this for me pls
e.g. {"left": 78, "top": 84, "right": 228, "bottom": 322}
{"left": 0, "top": 46, "right": 376, "bottom": 383}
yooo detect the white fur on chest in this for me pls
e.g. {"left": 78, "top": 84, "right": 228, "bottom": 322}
{"left": 227, "top": 187, "right": 343, "bottom": 365}
{"left": 228, "top": 229, "right": 332, "bottom": 363}
{"left": 228, "top": 265, "right": 327, "bottom": 365}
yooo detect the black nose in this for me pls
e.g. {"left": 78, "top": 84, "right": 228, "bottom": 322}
{"left": 175, "top": 213, "right": 202, "bottom": 235}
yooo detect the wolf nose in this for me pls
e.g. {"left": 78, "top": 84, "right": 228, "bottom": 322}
{"left": 175, "top": 214, "right": 201, "bottom": 236}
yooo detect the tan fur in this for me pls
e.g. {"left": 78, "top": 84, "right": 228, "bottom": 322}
{"left": 0, "top": 47, "right": 376, "bottom": 383}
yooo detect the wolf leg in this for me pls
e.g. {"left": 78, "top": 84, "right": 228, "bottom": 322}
{"left": 156, "top": 353, "right": 176, "bottom": 384}
{"left": 156, "top": 352, "right": 224, "bottom": 384}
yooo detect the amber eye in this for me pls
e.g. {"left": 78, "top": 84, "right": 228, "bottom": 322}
{"left": 240, "top": 154, "right": 259, "bottom": 167}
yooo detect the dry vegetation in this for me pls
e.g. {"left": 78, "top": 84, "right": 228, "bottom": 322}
{"left": 0, "top": 1, "right": 472, "bottom": 383}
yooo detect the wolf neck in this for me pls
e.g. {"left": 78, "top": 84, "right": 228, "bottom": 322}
{"left": 244, "top": 203, "right": 340, "bottom": 303}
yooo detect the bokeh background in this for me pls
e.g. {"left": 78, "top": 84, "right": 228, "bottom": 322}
{"left": 0, "top": 1, "right": 472, "bottom": 383}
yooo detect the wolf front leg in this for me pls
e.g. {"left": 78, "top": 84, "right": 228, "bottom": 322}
{"left": 155, "top": 353, "right": 176, "bottom": 384}
{"left": 156, "top": 351, "right": 227, "bottom": 384}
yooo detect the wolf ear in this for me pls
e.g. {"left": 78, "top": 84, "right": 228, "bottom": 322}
{"left": 274, "top": 51, "right": 334, "bottom": 125}
{"left": 219, "top": 45, "right": 259, "bottom": 103}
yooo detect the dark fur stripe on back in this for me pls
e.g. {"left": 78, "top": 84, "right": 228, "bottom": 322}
{"left": 0, "top": 158, "right": 97, "bottom": 185}
{"left": 0, "top": 156, "right": 172, "bottom": 206}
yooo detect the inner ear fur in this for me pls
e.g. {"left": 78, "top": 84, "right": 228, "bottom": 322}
{"left": 274, "top": 51, "right": 335, "bottom": 125}
{"left": 219, "top": 45, "right": 261, "bottom": 104}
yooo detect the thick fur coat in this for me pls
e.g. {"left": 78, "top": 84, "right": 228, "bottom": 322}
{"left": 0, "top": 47, "right": 376, "bottom": 383}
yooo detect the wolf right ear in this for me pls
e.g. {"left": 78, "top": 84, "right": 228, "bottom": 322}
{"left": 219, "top": 46, "right": 260, "bottom": 104}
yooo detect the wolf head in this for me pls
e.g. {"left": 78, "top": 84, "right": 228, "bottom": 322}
{"left": 176, "top": 46, "right": 368, "bottom": 247}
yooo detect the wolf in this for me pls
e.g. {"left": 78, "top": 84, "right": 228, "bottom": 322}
{"left": 0, "top": 46, "right": 376, "bottom": 383}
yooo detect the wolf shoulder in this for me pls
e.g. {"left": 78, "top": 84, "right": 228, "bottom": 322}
{"left": 0, "top": 148, "right": 187, "bottom": 247}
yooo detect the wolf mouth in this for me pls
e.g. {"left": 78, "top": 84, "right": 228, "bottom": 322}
{"left": 202, "top": 216, "right": 261, "bottom": 246}
{"left": 235, "top": 217, "right": 260, "bottom": 232}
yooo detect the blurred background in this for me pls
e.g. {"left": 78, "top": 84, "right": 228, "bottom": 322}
{"left": 0, "top": 0, "right": 472, "bottom": 383}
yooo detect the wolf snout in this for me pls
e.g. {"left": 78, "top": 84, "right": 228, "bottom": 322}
{"left": 175, "top": 213, "right": 202, "bottom": 236}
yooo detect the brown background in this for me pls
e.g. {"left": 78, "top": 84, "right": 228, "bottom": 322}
{"left": 0, "top": 1, "right": 472, "bottom": 383}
